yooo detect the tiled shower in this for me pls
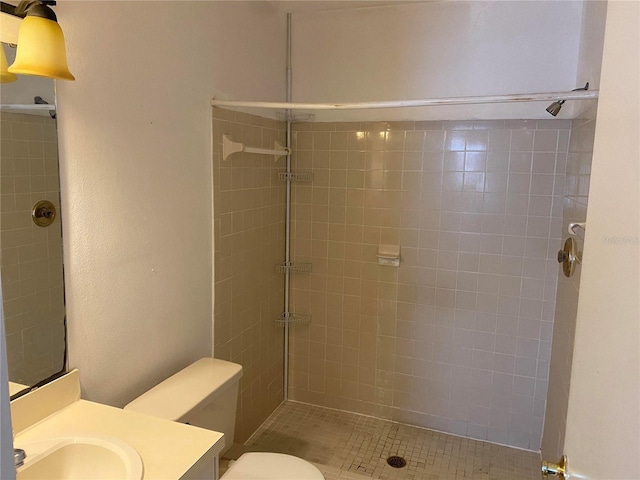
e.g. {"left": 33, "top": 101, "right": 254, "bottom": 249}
{"left": 288, "top": 119, "right": 568, "bottom": 451}
{"left": 0, "top": 112, "right": 65, "bottom": 386}
{"left": 211, "top": 108, "right": 591, "bottom": 454}
{"left": 212, "top": 108, "right": 287, "bottom": 442}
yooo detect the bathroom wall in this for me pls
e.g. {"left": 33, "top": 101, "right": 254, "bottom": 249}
{"left": 55, "top": 2, "right": 286, "bottom": 406}
{"left": 572, "top": 0, "right": 608, "bottom": 118}
{"left": 289, "top": 119, "right": 570, "bottom": 450}
{"left": 291, "top": 1, "right": 586, "bottom": 121}
{"left": 0, "top": 113, "right": 65, "bottom": 386}
{"left": 541, "top": 117, "right": 595, "bottom": 459}
{"left": 212, "top": 108, "right": 286, "bottom": 442}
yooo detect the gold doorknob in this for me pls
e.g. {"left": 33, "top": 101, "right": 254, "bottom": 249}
{"left": 542, "top": 455, "right": 567, "bottom": 479}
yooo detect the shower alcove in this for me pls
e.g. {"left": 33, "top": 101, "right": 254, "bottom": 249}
{"left": 209, "top": 0, "right": 605, "bottom": 466}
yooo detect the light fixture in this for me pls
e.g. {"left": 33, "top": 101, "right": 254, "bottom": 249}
{"left": 0, "top": 44, "right": 17, "bottom": 83}
{"left": 3, "top": 0, "right": 74, "bottom": 81}
{"left": 545, "top": 82, "right": 589, "bottom": 117}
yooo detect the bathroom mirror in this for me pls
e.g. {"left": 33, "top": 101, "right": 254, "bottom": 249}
{"left": 1, "top": 42, "right": 66, "bottom": 398}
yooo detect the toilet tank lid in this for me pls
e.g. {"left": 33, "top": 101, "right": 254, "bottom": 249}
{"left": 124, "top": 358, "right": 243, "bottom": 421}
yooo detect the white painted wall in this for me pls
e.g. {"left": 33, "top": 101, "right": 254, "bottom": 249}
{"left": 562, "top": 1, "right": 639, "bottom": 477}
{"left": 54, "top": 1, "right": 285, "bottom": 407}
{"left": 566, "top": 0, "right": 607, "bottom": 119}
{"left": 291, "top": 1, "right": 588, "bottom": 121}
{"left": 574, "top": 0, "right": 608, "bottom": 89}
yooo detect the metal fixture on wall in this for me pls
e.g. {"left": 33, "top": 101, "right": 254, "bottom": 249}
{"left": 34, "top": 95, "right": 55, "bottom": 118}
{"left": 282, "top": 12, "right": 293, "bottom": 401}
{"left": 32, "top": 200, "right": 56, "bottom": 227}
{"left": 546, "top": 83, "right": 589, "bottom": 116}
{"left": 568, "top": 222, "right": 586, "bottom": 239}
{"left": 557, "top": 237, "right": 581, "bottom": 277}
{"left": 1, "top": 0, "right": 75, "bottom": 80}
{"left": 545, "top": 99, "right": 565, "bottom": 117}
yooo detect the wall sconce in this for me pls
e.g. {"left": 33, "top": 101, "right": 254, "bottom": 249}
{"left": 1, "top": 0, "right": 74, "bottom": 81}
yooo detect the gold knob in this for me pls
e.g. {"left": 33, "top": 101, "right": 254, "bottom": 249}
{"left": 542, "top": 455, "right": 567, "bottom": 479}
{"left": 32, "top": 200, "right": 57, "bottom": 227}
{"left": 557, "top": 238, "right": 579, "bottom": 277}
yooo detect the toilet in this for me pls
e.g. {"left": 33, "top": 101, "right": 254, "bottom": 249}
{"left": 124, "top": 358, "right": 324, "bottom": 480}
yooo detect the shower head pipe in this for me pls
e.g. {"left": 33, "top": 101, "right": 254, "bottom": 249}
{"left": 546, "top": 82, "right": 590, "bottom": 116}
{"left": 212, "top": 88, "right": 598, "bottom": 111}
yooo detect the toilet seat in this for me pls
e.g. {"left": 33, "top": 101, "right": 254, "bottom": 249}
{"left": 221, "top": 452, "right": 324, "bottom": 480}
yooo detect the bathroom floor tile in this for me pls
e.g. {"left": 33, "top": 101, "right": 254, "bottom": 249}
{"left": 241, "top": 401, "right": 540, "bottom": 480}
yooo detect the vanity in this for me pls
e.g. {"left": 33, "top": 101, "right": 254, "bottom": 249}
{"left": 11, "top": 370, "right": 225, "bottom": 480}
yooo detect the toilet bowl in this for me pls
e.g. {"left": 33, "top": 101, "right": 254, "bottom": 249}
{"left": 223, "top": 452, "right": 323, "bottom": 480}
{"left": 124, "top": 358, "right": 324, "bottom": 480}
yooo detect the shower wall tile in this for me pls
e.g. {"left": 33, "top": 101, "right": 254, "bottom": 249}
{"left": 211, "top": 108, "right": 286, "bottom": 443}
{"left": 0, "top": 112, "right": 65, "bottom": 386}
{"left": 541, "top": 117, "right": 595, "bottom": 460}
{"left": 289, "top": 119, "right": 569, "bottom": 451}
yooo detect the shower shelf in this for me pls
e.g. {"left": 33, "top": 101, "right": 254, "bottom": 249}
{"left": 222, "top": 134, "right": 289, "bottom": 161}
{"left": 275, "top": 313, "right": 311, "bottom": 327}
{"left": 276, "top": 262, "right": 313, "bottom": 274}
{"left": 278, "top": 171, "right": 314, "bottom": 182}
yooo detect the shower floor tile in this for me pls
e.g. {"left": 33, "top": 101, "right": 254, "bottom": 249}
{"left": 242, "top": 401, "right": 540, "bottom": 480}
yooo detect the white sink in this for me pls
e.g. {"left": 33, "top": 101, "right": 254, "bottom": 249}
{"left": 16, "top": 435, "right": 144, "bottom": 480}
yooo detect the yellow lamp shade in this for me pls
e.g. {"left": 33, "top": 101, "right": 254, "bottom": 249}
{"left": 1, "top": 45, "right": 18, "bottom": 83}
{"left": 8, "top": 15, "right": 75, "bottom": 81}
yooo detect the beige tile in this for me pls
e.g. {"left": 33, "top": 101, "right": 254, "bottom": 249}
{"left": 533, "top": 130, "right": 559, "bottom": 152}
{"left": 208, "top": 119, "right": 579, "bottom": 452}
{"left": 246, "top": 402, "right": 540, "bottom": 479}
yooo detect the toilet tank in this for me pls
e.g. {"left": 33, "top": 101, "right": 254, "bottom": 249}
{"left": 124, "top": 358, "right": 243, "bottom": 455}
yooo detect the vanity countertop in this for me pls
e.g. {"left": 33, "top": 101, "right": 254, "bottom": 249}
{"left": 12, "top": 370, "right": 224, "bottom": 479}
{"left": 8, "top": 381, "right": 27, "bottom": 396}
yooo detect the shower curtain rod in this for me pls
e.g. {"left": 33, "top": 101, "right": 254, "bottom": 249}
{"left": 211, "top": 89, "right": 598, "bottom": 111}
{"left": 0, "top": 104, "right": 56, "bottom": 112}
